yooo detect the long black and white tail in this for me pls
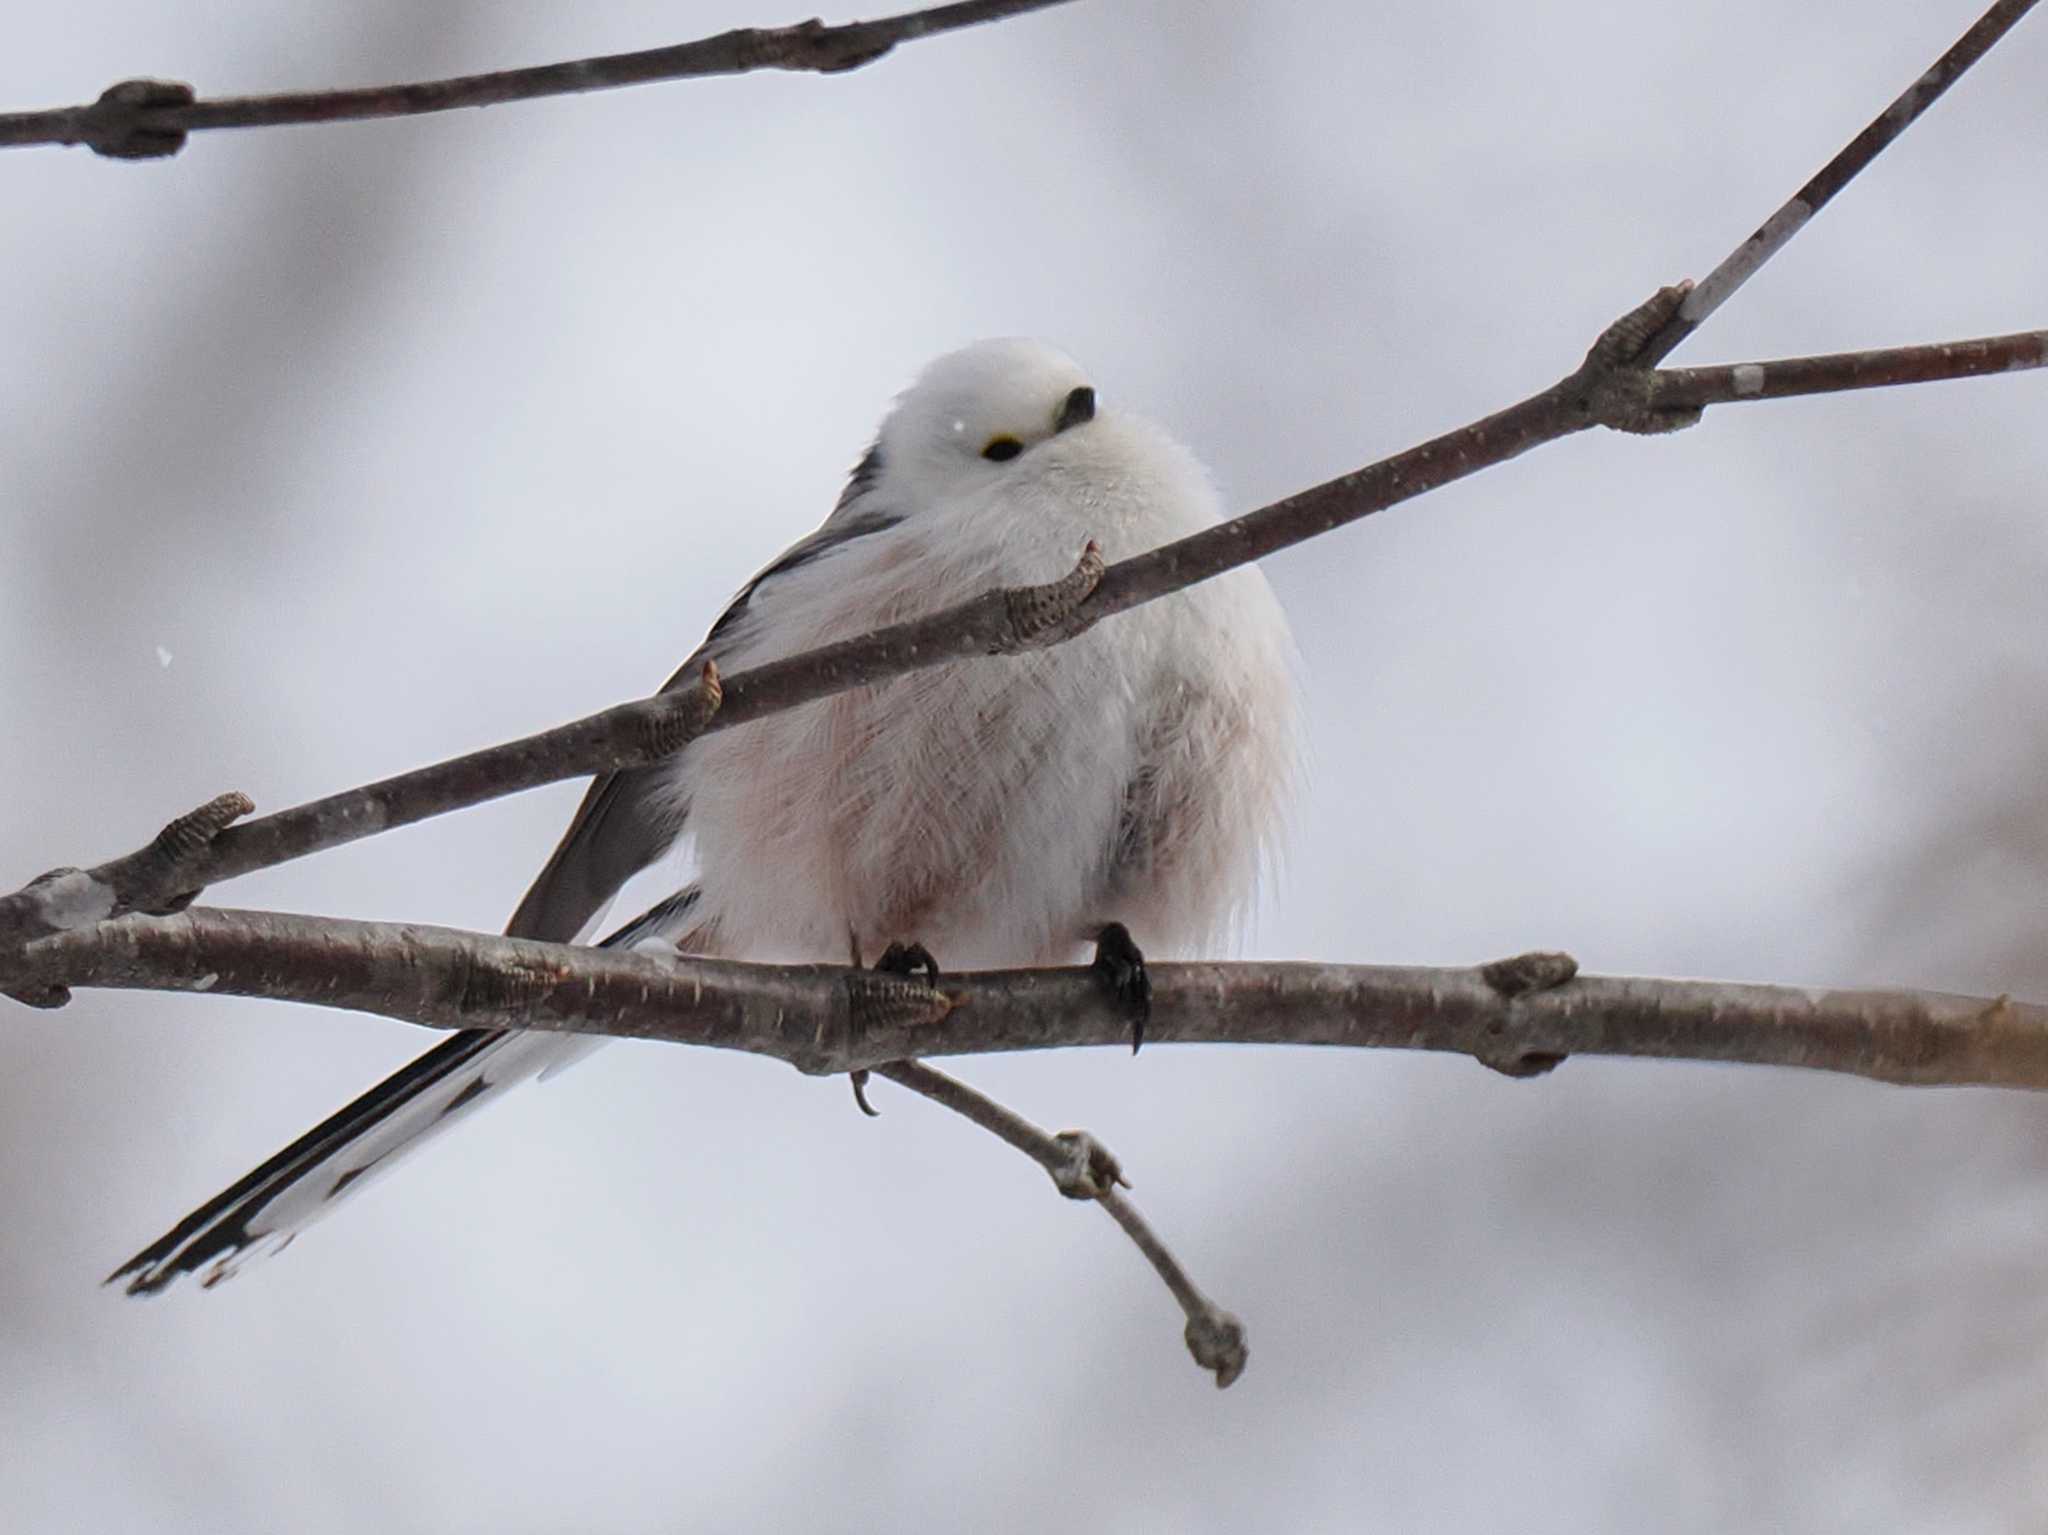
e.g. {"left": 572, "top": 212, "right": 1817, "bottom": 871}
{"left": 108, "top": 889, "right": 699, "bottom": 1295}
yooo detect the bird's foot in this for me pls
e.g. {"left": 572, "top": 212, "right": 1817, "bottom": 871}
{"left": 874, "top": 940, "right": 941, "bottom": 984}
{"left": 850, "top": 1070, "right": 880, "bottom": 1117}
{"left": 1093, "top": 922, "right": 1152, "bottom": 1054}
{"left": 850, "top": 941, "right": 945, "bottom": 1116}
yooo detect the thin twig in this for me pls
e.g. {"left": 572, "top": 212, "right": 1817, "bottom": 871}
{"left": 1649, "top": 328, "right": 2048, "bottom": 409}
{"left": 0, "top": 0, "right": 1080, "bottom": 159}
{"left": 19, "top": 909, "right": 2048, "bottom": 1094}
{"left": 0, "top": 663, "right": 730, "bottom": 951}
{"left": 1640, "top": 0, "right": 2042, "bottom": 363}
{"left": 873, "top": 1060, "right": 1247, "bottom": 1386}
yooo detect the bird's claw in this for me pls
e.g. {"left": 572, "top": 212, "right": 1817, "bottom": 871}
{"left": 1093, "top": 922, "right": 1152, "bottom": 1053}
{"left": 849, "top": 941, "right": 946, "bottom": 1115}
{"left": 874, "top": 940, "right": 941, "bottom": 983}
{"left": 849, "top": 1069, "right": 880, "bottom": 1117}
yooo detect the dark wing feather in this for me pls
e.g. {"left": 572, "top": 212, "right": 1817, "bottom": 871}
{"left": 108, "top": 890, "right": 707, "bottom": 1295}
{"left": 108, "top": 1027, "right": 504, "bottom": 1294}
{"left": 504, "top": 765, "right": 680, "bottom": 942}
{"left": 505, "top": 450, "right": 898, "bottom": 943}
{"left": 111, "top": 449, "right": 897, "bottom": 1295}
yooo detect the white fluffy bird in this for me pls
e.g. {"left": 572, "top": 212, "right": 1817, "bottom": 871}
{"left": 112, "top": 339, "right": 1302, "bottom": 1294}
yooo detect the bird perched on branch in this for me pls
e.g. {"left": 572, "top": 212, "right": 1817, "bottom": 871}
{"left": 112, "top": 338, "right": 1302, "bottom": 1294}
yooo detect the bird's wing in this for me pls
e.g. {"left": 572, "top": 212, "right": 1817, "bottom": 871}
{"left": 506, "top": 441, "right": 899, "bottom": 945}
{"left": 112, "top": 447, "right": 900, "bottom": 1293}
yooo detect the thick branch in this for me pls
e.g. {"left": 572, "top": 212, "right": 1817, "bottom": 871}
{"left": 20, "top": 908, "right": 2048, "bottom": 1093}
{"left": 1640, "top": 0, "right": 2040, "bottom": 363}
{"left": 0, "top": 0, "right": 1079, "bottom": 159}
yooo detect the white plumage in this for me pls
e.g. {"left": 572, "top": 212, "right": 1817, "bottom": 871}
{"left": 112, "top": 338, "right": 1301, "bottom": 1293}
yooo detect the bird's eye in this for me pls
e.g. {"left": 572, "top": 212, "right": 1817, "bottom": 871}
{"left": 981, "top": 436, "right": 1023, "bottom": 462}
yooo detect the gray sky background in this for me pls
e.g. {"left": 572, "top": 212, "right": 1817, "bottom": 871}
{"left": 5, "top": 2, "right": 2048, "bottom": 1529}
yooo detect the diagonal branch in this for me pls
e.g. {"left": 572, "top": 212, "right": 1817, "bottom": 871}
{"left": 872, "top": 1060, "right": 1247, "bottom": 1386}
{"left": 0, "top": 0, "right": 1081, "bottom": 159}
{"left": 4, "top": 307, "right": 2043, "bottom": 951}
{"left": 0, "top": 544, "right": 1108, "bottom": 948}
{"left": 18, "top": 907, "right": 2048, "bottom": 1094}
{"left": 1639, "top": 0, "right": 2041, "bottom": 364}
{"left": 1, "top": 5, "right": 2039, "bottom": 956}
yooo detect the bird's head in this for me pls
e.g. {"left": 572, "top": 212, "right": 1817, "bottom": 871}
{"left": 875, "top": 338, "right": 1100, "bottom": 500}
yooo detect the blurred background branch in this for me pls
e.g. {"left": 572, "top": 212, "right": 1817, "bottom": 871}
{"left": 0, "top": 0, "right": 1082, "bottom": 158}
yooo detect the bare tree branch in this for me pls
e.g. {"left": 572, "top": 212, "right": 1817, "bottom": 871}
{"left": 19, "top": 908, "right": 2048, "bottom": 1094}
{"left": 9, "top": 300, "right": 2041, "bottom": 955}
{"left": 3, "top": 9, "right": 2036, "bottom": 935}
{"left": 1, "top": 2, "right": 2041, "bottom": 1426}
{"left": 6, "top": 0, "right": 2040, "bottom": 1401}
{"left": 872, "top": 1060, "right": 1247, "bottom": 1387}
{"left": 0, "top": 0, "right": 1081, "bottom": 160}
{"left": 0, "top": 542, "right": 1112, "bottom": 947}
{"left": 0, "top": 792, "right": 256, "bottom": 978}
{"left": 1650, "top": 329, "right": 2048, "bottom": 410}
{"left": 1638, "top": 0, "right": 2042, "bottom": 364}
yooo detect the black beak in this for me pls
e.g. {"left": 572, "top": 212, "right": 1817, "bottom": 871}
{"left": 1054, "top": 385, "right": 1096, "bottom": 434}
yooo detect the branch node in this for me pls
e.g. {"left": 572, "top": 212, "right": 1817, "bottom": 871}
{"left": 149, "top": 791, "right": 256, "bottom": 865}
{"left": 1476, "top": 949, "right": 1577, "bottom": 1078}
{"left": 128, "top": 791, "right": 255, "bottom": 914}
{"left": 834, "top": 969, "right": 954, "bottom": 1062}
{"left": 996, "top": 540, "right": 1105, "bottom": 652}
{"left": 1570, "top": 284, "right": 1706, "bottom": 435}
{"left": 643, "top": 662, "right": 724, "bottom": 762}
{"left": 87, "top": 78, "right": 194, "bottom": 160}
{"left": 794, "top": 17, "right": 897, "bottom": 73}
{"left": 1587, "top": 282, "right": 1692, "bottom": 370}
{"left": 1049, "top": 1129, "right": 1130, "bottom": 1200}
{"left": 1183, "top": 1304, "right": 1249, "bottom": 1389}
{"left": 1480, "top": 949, "right": 1578, "bottom": 999}
{"left": 1478, "top": 1044, "right": 1566, "bottom": 1080}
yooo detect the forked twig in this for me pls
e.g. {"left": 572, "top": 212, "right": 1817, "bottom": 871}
{"left": 1641, "top": 0, "right": 2042, "bottom": 363}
